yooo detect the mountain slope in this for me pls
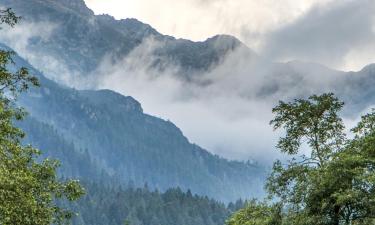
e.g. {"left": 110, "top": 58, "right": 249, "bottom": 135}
{"left": 3, "top": 44, "right": 266, "bottom": 202}
{"left": 20, "top": 117, "right": 108, "bottom": 180}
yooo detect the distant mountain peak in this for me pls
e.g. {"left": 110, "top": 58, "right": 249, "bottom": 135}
{"left": 96, "top": 14, "right": 160, "bottom": 37}
{"left": 49, "top": 0, "right": 94, "bottom": 16}
{"left": 359, "top": 63, "right": 375, "bottom": 73}
{"left": 52, "top": 0, "right": 86, "bottom": 8}
{"left": 120, "top": 18, "right": 155, "bottom": 29}
{"left": 207, "top": 34, "right": 241, "bottom": 43}
{"left": 206, "top": 34, "right": 242, "bottom": 48}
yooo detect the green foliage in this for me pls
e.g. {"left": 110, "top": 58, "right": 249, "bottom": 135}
{"left": 228, "top": 93, "right": 375, "bottom": 225}
{"left": 0, "top": 8, "right": 19, "bottom": 27}
{"left": 66, "top": 184, "right": 241, "bottom": 225}
{"left": 266, "top": 93, "right": 347, "bottom": 224}
{"left": 330, "top": 110, "right": 375, "bottom": 224}
{"left": 270, "top": 93, "right": 345, "bottom": 163}
{"left": 226, "top": 201, "right": 282, "bottom": 225}
{"left": 0, "top": 9, "right": 84, "bottom": 225}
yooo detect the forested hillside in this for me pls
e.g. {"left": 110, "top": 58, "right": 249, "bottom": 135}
{"left": 67, "top": 184, "right": 245, "bottom": 225}
{"left": 19, "top": 117, "right": 106, "bottom": 180}
{"left": 0, "top": 43, "right": 266, "bottom": 202}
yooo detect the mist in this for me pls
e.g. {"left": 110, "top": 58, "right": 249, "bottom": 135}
{"left": 92, "top": 36, "right": 362, "bottom": 164}
{"left": 1, "top": 23, "right": 370, "bottom": 164}
{"left": 0, "top": 21, "right": 90, "bottom": 88}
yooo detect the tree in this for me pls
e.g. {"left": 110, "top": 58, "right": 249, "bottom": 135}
{"left": 228, "top": 93, "right": 375, "bottom": 225}
{"left": 266, "top": 93, "right": 347, "bottom": 225}
{"left": 266, "top": 94, "right": 375, "bottom": 224}
{"left": 0, "top": 9, "right": 84, "bottom": 225}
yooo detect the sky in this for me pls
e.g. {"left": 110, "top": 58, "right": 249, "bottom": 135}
{"left": 84, "top": 0, "right": 375, "bottom": 71}
{"left": 84, "top": 0, "right": 329, "bottom": 42}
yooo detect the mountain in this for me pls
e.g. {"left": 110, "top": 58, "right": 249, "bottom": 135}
{"left": 0, "top": 0, "right": 266, "bottom": 202}
{"left": 0, "top": 0, "right": 255, "bottom": 81}
{"left": 3, "top": 0, "right": 374, "bottom": 115}
{"left": 1, "top": 43, "right": 266, "bottom": 202}
{"left": 3, "top": 0, "right": 375, "bottom": 203}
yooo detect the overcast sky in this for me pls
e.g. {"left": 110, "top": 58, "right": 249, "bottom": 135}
{"left": 84, "top": 0, "right": 375, "bottom": 71}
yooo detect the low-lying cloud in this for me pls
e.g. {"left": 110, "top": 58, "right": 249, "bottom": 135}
{"left": 0, "top": 21, "right": 88, "bottom": 87}
{"left": 94, "top": 37, "right": 362, "bottom": 164}
{"left": 95, "top": 42, "right": 280, "bottom": 163}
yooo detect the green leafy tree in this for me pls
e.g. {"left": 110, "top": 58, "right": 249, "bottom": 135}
{"left": 228, "top": 93, "right": 375, "bottom": 225}
{"left": 266, "top": 94, "right": 375, "bottom": 224}
{"left": 0, "top": 9, "right": 84, "bottom": 225}
{"left": 266, "top": 93, "right": 347, "bottom": 224}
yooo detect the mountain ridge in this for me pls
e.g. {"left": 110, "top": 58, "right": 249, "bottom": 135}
{"left": 1, "top": 42, "right": 266, "bottom": 202}
{"left": 1, "top": 0, "right": 254, "bottom": 80}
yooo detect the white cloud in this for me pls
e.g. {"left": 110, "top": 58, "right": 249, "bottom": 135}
{"left": 0, "top": 21, "right": 89, "bottom": 87}
{"left": 94, "top": 37, "right": 351, "bottom": 164}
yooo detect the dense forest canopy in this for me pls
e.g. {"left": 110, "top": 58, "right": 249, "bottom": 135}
{"left": 66, "top": 183, "right": 246, "bottom": 225}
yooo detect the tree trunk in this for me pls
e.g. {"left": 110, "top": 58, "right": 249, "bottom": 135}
{"left": 332, "top": 205, "right": 341, "bottom": 225}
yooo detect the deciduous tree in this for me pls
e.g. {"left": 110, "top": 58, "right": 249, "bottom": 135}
{"left": 0, "top": 8, "right": 84, "bottom": 225}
